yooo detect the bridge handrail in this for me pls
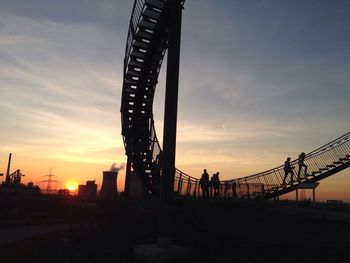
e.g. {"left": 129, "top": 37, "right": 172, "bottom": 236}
{"left": 239, "top": 132, "right": 350, "bottom": 181}
{"left": 124, "top": 0, "right": 146, "bottom": 75}
{"left": 173, "top": 131, "right": 350, "bottom": 198}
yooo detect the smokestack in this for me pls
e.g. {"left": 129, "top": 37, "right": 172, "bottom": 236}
{"left": 99, "top": 163, "right": 124, "bottom": 200}
{"left": 6, "top": 153, "right": 12, "bottom": 184}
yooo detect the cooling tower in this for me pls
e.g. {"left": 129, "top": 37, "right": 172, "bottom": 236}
{"left": 99, "top": 171, "right": 118, "bottom": 200}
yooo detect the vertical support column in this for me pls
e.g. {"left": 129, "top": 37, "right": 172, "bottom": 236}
{"left": 5, "top": 153, "right": 12, "bottom": 184}
{"left": 158, "top": 0, "right": 183, "bottom": 249}
{"left": 193, "top": 180, "right": 197, "bottom": 198}
{"left": 124, "top": 157, "right": 132, "bottom": 199}
{"left": 312, "top": 189, "right": 316, "bottom": 202}
{"left": 296, "top": 189, "right": 299, "bottom": 201}
{"left": 177, "top": 172, "right": 182, "bottom": 195}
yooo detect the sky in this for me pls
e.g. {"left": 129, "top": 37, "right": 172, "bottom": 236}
{"left": 0, "top": 0, "right": 349, "bottom": 200}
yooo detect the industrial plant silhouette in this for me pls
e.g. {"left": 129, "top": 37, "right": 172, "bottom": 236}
{"left": 0, "top": 0, "right": 349, "bottom": 262}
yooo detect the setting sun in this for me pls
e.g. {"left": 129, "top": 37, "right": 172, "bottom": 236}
{"left": 66, "top": 182, "right": 77, "bottom": 192}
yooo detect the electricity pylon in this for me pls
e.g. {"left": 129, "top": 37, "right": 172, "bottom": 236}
{"left": 41, "top": 168, "right": 59, "bottom": 194}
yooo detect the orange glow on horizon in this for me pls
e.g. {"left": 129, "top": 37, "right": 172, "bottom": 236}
{"left": 2, "top": 153, "right": 349, "bottom": 202}
{"left": 66, "top": 182, "right": 78, "bottom": 192}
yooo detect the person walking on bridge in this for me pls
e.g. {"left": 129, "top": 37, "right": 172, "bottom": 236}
{"left": 212, "top": 172, "right": 221, "bottom": 198}
{"left": 282, "top": 157, "right": 295, "bottom": 186}
{"left": 297, "top": 152, "right": 308, "bottom": 178}
{"left": 199, "top": 169, "right": 210, "bottom": 198}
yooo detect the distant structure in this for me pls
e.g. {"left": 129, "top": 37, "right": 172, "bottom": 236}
{"left": 41, "top": 168, "right": 59, "bottom": 194}
{"left": 0, "top": 153, "right": 40, "bottom": 195}
{"left": 99, "top": 171, "right": 118, "bottom": 200}
{"left": 99, "top": 163, "right": 123, "bottom": 200}
{"left": 58, "top": 189, "right": 70, "bottom": 196}
{"left": 295, "top": 182, "right": 319, "bottom": 202}
{"left": 4, "top": 153, "right": 25, "bottom": 185}
{"left": 78, "top": 180, "right": 97, "bottom": 198}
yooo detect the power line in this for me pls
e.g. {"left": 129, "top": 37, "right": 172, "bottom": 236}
{"left": 41, "top": 168, "right": 59, "bottom": 194}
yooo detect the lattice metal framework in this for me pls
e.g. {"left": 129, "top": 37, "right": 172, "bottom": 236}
{"left": 121, "top": 0, "right": 350, "bottom": 200}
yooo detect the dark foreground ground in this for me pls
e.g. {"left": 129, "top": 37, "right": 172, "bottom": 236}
{"left": 1, "top": 196, "right": 350, "bottom": 263}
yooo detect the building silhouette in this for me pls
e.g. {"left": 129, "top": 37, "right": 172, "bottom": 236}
{"left": 78, "top": 180, "right": 97, "bottom": 198}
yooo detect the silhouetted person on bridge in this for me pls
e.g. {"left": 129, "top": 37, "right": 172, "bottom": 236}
{"left": 297, "top": 152, "right": 308, "bottom": 178}
{"left": 282, "top": 157, "right": 295, "bottom": 186}
{"left": 231, "top": 180, "right": 237, "bottom": 199}
{"left": 199, "top": 169, "right": 210, "bottom": 198}
{"left": 209, "top": 174, "right": 214, "bottom": 197}
{"left": 212, "top": 172, "right": 220, "bottom": 198}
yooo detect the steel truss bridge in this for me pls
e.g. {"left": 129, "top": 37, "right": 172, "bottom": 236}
{"left": 120, "top": 0, "right": 350, "bottom": 201}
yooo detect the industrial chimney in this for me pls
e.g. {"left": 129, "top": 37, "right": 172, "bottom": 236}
{"left": 100, "top": 167, "right": 120, "bottom": 200}
{"left": 99, "top": 171, "right": 118, "bottom": 200}
{"left": 99, "top": 163, "right": 124, "bottom": 200}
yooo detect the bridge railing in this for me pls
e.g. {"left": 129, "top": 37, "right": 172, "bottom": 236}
{"left": 170, "top": 132, "right": 350, "bottom": 199}
{"left": 233, "top": 132, "right": 350, "bottom": 198}
{"left": 174, "top": 169, "right": 200, "bottom": 197}
{"left": 124, "top": 0, "right": 146, "bottom": 74}
{"left": 303, "top": 132, "right": 350, "bottom": 177}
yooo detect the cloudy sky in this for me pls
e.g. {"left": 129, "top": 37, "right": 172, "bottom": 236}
{"left": 0, "top": 0, "right": 349, "bottom": 200}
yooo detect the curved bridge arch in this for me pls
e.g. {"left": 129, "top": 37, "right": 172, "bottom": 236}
{"left": 121, "top": 0, "right": 350, "bottom": 200}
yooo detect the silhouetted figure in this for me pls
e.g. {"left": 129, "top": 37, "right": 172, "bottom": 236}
{"left": 199, "top": 169, "right": 210, "bottom": 198}
{"left": 282, "top": 157, "right": 295, "bottom": 185}
{"left": 297, "top": 152, "right": 308, "bottom": 178}
{"left": 212, "top": 172, "right": 220, "bottom": 198}
{"left": 231, "top": 180, "right": 237, "bottom": 199}
{"left": 209, "top": 174, "right": 214, "bottom": 197}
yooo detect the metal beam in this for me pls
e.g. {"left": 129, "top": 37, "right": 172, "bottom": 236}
{"left": 158, "top": 0, "right": 183, "bottom": 249}
{"left": 5, "top": 153, "right": 12, "bottom": 184}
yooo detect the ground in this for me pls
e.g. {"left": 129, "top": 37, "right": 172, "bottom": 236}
{"left": 1, "top": 196, "right": 350, "bottom": 263}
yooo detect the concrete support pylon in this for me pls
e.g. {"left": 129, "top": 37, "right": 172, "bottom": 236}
{"left": 157, "top": 0, "right": 183, "bottom": 248}
{"left": 124, "top": 158, "right": 151, "bottom": 210}
{"left": 134, "top": 0, "right": 190, "bottom": 262}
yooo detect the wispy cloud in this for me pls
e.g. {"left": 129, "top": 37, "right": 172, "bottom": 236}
{"left": 0, "top": 14, "right": 125, "bottom": 166}
{"left": 0, "top": 0, "right": 349, "bottom": 197}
